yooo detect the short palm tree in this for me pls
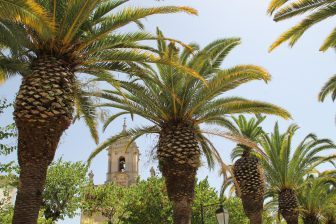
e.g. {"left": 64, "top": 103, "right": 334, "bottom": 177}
{"left": 268, "top": 0, "right": 336, "bottom": 52}
{"left": 298, "top": 173, "right": 336, "bottom": 224}
{"left": 260, "top": 123, "right": 336, "bottom": 224}
{"left": 229, "top": 115, "right": 267, "bottom": 224}
{"left": 0, "top": 1, "right": 197, "bottom": 223}
{"left": 88, "top": 30, "right": 291, "bottom": 224}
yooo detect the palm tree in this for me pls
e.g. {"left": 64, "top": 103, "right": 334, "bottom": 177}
{"left": 260, "top": 123, "right": 336, "bottom": 224}
{"left": 228, "top": 115, "right": 267, "bottom": 224}
{"left": 268, "top": 0, "right": 336, "bottom": 52}
{"left": 298, "top": 173, "right": 336, "bottom": 224}
{"left": 0, "top": 1, "right": 197, "bottom": 223}
{"left": 88, "top": 30, "right": 291, "bottom": 224}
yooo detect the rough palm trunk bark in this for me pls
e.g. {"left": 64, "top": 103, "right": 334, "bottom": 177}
{"left": 233, "top": 149, "right": 264, "bottom": 224}
{"left": 158, "top": 122, "right": 200, "bottom": 224}
{"left": 241, "top": 201, "right": 263, "bottom": 224}
{"left": 327, "top": 219, "right": 336, "bottom": 224}
{"left": 12, "top": 56, "right": 75, "bottom": 224}
{"left": 303, "top": 214, "right": 319, "bottom": 224}
{"left": 279, "top": 189, "right": 299, "bottom": 224}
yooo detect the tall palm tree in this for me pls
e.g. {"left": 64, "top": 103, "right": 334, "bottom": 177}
{"left": 268, "top": 0, "right": 336, "bottom": 52}
{"left": 0, "top": 1, "right": 197, "bottom": 223}
{"left": 229, "top": 115, "right": 267, "bottom": 224}
{"left": 298, "top": 173, "right": 336, "bottom": 224}
{"left": 88, "top": 30, "right": 291, "bottom": 224}
{"left": 260, "top": 123, "right": 336, "bottom": 224}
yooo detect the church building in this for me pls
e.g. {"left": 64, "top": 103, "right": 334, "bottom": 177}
{"left": 106, "top": 119, "right": 139, "bottom": 187}
{"left": 81, "top": 120, "right": 140, "bottom": 224}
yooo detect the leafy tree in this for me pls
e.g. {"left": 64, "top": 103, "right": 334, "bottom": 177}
{"left": 0, "top": 1, "right": 197, "bottom": 222}
{"left": 41, "top": 159, "right": 88, "bottom": 222}
{"left": 223, "top": 197, "right": 249, "bottom": 224}
{"left": 191, "top": 178, "right": 219, "bottom": 224}
{"left": 81, "top": 183, "right": 131, "bottom": 224}
{"left": 0, "top": 99, "right": 16, "bottom": 158}
{"left": 0, "top": 99, "right": 18, "bottom": 187}
{"left": 122, "top": 177, "right": 173, "bottom": 224}
{"left": 259, "top": 123, "right": 336, "bottom": 224}
{"left": 82, "top": 177, "right": 233, "bottom": 224}
{"left": 0, "top": 187, "right": 15, "bottom": 224}
{"left": 89, "top": 29, "right": 290, "bottom": 224}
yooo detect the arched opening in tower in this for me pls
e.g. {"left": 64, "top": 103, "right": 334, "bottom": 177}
{"left": 118, "top": 157, "right": 126, "bottom": 172}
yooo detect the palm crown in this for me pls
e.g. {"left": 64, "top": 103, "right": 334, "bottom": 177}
{"left": 88, "top": 29, "right": 291, "bottom": 164}
{"left": 298, "top": 172, "right": 336, "bottom": 223}
{"left": 230, "top": 115, "right": 266, "bottom": 159}
{"left": 0, "top": 0, "right": 197, "bottom": 82}
{"left": 260, "top": 123, "right": 336, "bottom": 192}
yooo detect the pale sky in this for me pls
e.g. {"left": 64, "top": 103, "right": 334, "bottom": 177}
{"left": 1, "top": 1, "right": 336, "bottom": 223}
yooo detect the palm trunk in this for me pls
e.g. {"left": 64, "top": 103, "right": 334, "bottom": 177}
{"left": 241, "top": 203, "right": 263, "bottom": 224}
{"left": 302, "top": 214, "right": 319, "bottom": 224}
{"left": 233, "top": 148, "right": 264, "bottom": 224}
{"left": 161, "top": 161, "right": 196, "bottom": 224}
{"left": 279, "top": 189, "right": 299, "bottom": 224}
{"left": 248, "top": 211, "right": 263, "bottom": 224}
{"left": 172, "top": 196, "right": 193, "bottom": 224}
{"left": 12, "top": 56, "right": 75, "bottom": 224}
{"left": 12, "top": 125, "right": 64, "bottom": 223}
{"left": 158, "top": 122, "right": 200, "bottom": 224}
{"left": 327, "top": 219, "right": 336, "bottom": 224}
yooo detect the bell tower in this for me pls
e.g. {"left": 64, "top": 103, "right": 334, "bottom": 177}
{"left": 106, "top": 119, "right": 139, "bottom": 186}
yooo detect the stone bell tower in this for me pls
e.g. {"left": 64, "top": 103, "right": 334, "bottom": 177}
{"left": 106, "top": 119, "right": 139, "bottom": 186}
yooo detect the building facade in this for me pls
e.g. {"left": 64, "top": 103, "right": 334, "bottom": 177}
{"left": 81, "top": 120, "right": 140, "bottom": 224}
{"left": 106, "top": 120, "right": 139, "bottom": 186}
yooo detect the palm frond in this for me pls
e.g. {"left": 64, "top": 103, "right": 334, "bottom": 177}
{"left": 0, "top": 0, "right": 54, "bottom": 38}
{"left": 269, "top": 2, "right": 336, "bottom": 51}
{"left": 74, "top": 88, "right": 99, "bottom": 144}
{"left": 88, "top": 125, "right": 159, "bottom": 163}
{"left": 318, "top": 74, "right": 336, "bottom": 101}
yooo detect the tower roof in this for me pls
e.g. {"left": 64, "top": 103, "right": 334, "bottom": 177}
{"left": 107, "top": 119, "right": 139, "bottom": 153}
{"left": 122, "top": 118, "right": 127, "bottom": 133}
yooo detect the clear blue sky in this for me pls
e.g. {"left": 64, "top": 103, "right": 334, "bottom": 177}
{"left": 1, "top": 0, "right": 336, "bottom": 223}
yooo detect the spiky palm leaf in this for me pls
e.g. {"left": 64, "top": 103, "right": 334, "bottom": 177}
{"left": 0, "top": 0, "right": 53, "bottom": 36}
{"left": 268, "top": 0, "right": 336, "bottom": 104}
{"left": 88, "top": 29, "right": 290, "bottom": 224}
{"left": 260, "top": 123, "right": 336, "bottom": 224}
{"left": 268, "top": 0, "right": 336, "bottom": 51}
{"left": 318, "top": 74, "right": 336, "bottom": 102}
